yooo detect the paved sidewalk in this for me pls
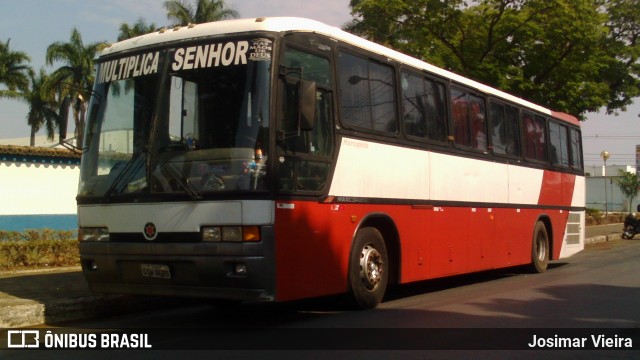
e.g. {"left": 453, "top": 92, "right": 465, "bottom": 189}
{"left": 0, "top": 227, "right": 624, "bottom": 328}
{"left": 0, "top": 267, "right": 179, "bottom": 328}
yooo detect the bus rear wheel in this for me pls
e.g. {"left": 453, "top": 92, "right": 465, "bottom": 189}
{"left": 348, "top": 227, "right": 389, "bottom": 310}
{"left": 530, "top": 221, "right": 549, "bottom": 273}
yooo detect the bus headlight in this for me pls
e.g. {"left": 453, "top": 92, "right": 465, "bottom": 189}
{"left": 201, "top": 226, "right": 261, "bottom": 242}
{"left": 222, "top": 226, "right": 242, "bottom": 242}
{"left": 79, "top": 227, "right": 110, "bottom": 241}
{"left": 202, "top": 227, "right": 222, "bottom": 241}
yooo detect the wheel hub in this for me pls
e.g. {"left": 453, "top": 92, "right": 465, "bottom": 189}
{"left": 536, "top": 234, "right": 546, "bottom": 261}
{"left": 359, "top": 244, "right": 383, "bottom": 290}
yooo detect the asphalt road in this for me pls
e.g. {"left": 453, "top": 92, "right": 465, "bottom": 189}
{"left": 3, "top": 239, "right": 640, "bottom": 359}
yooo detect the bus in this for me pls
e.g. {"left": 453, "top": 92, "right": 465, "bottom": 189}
{"left": 78, "top": 17, "right": 585, "bottom": 309}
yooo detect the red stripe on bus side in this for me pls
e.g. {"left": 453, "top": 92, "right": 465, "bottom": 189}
{"left": 537, "top": 170, "right": 576, "bottom": 207}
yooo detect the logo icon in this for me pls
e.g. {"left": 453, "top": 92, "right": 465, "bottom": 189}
{"left": 143, "top": 222, "right": 158, "bottom": 241}
{"left": 7, "top": 330, "right": 40, "bottom": 348}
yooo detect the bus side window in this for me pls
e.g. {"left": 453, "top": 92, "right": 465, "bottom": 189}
{"left": 280, "top": 47, "right": 332, "bottom": 155}
{"left": 523, "top": 112, "right": 547, "bottom": 162}
{"left": 549, "top": 120, "right": 569, "bottom": 168}
{"left": 279, "top": 46, "right": 334, "bottom": 193}
{"left": 490, "top": 102, "right": 507, "bottom": 155}
{"left": 490, "top": 102, "right": 520, "bottom": 157}
{"left": 338, "top": 51, "right": 397, "bottom": 134}
{"left": 402, "top": 72, "right": 426, "bottom": 137}
{"left": 451, "top": 88, "right": 487, "bottom": 151}
{"left": 451, "top": 88, "right": 470, "bottom": 147}
{"left": 469, "top": 94, "right": 487, "bottom": 151}
{"left": 504, "top": 105, "right": 521, "bottom": 157}
{"left": 401, "top": 71, "right": 447, "bottom": 142}
{"left": 569, "top": 128, "right": 583, "bottom": 170}
{"left": 430, "top": 82, "right": 447, "bottom": 142}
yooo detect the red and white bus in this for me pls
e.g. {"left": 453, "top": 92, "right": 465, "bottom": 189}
{"left": 78, "top": 17, "right": 585, "bottom": 309}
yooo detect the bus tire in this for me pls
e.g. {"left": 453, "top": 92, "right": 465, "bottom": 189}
{"left": 348, "top": 227, "right": 389, "bottom": 310}
{"left": 530, "top": 221, "right": 549, "bottom": 273}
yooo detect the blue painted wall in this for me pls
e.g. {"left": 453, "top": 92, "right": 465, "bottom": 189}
{"left": 0, "top": 214, "right": 77, "bottom": 232}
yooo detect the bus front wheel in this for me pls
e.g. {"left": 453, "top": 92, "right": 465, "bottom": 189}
{"left": 530, "top": 221, "right": 549, "bottom": 273}
{"left": 348, "top": 227, "right": 389, "bottom": 310}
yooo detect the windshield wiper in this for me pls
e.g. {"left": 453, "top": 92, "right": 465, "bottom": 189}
{"left": 145, "top": 145, "right": 202, "bottom": 200}
{"left": 103, "top": 148, "right": 146, "bottom": 201}
{"left": 103, "top": 145, "right": 202, "bottom": 200}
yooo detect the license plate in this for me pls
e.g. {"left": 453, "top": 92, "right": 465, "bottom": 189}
{"left": 140, "top": 264, "right": 171, "bottom": 279}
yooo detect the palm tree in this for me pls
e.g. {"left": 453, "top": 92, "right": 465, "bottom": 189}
{"left": 45, "top": 28, "right": 109, "bottom": 144}
{"left": 23, "top": 69, "right": 62, "bottom": 146}
{"left": 0, "top": 38, "right": 33, "bottom": 100}
{"left": 163, "top": 0, "right": 239, "bottom": 26}
{"left": 613, "top": 169, "right": 640, "bottom": 212}
{"left": 118, "top": 18, "right": 158, "bottom": 41}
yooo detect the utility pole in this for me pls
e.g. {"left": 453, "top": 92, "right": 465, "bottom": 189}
{"left": 601, "top": 150, "right": 610, "bottom": 217}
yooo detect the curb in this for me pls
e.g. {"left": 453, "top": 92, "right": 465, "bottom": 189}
{"left": 0, "top": 295, "right": 143, "bottom": 328}
{"left": 0, "top": 294, "right": 188, "bottom": 328}
{"left": 585, "top": 233, "right": 621, "bottom": 245}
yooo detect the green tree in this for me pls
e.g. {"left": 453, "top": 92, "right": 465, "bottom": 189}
{"left": 23, "top": 69, "right": 63, "bottom": 146}
{"left": 118, "top": 18, "right": 158, "bottom": 41}
{"left": 613, "top": 170, "right": 640, "bottom": 212}
{"left": 602, "top": 0, "right": 640, "bottom": 115}
{"left": 346, "top": 0, "right": 640, "bottom": 119}
{"left": 45, "top": 28, "right": 109, "bottom": 144}
{"left": 0, "top": 39, "right": 33, "bottom": 100}
{"left": 163, "top": 0, "right": 239, "bottom": 26}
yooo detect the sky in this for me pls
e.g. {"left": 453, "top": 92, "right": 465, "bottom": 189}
{"left": 1, "top": 0, "right": 639, "bottom": 167}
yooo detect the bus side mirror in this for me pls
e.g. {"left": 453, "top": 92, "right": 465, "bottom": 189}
{"left": 298, "top": 79, "right": 316, "bottom": 131}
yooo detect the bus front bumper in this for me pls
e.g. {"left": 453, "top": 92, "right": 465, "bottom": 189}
{"left": 79, "top": 227, "right": 276, "bottom": 302}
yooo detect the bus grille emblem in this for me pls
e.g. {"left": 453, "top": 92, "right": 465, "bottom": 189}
{"left": 143, "top": 222, "right": 158, "bottom": 241}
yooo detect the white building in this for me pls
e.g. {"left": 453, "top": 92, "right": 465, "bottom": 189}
{"left": 0, "top": 144, "right": 80, "bottom": 231}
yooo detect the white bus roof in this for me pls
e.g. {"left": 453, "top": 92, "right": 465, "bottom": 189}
{"left": 100, "top": 17, "right": 578, "bottom": 125}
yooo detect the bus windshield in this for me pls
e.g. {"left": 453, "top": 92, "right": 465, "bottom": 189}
{"left": 79, "top": 38, "right": 273, "bottom": 201}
